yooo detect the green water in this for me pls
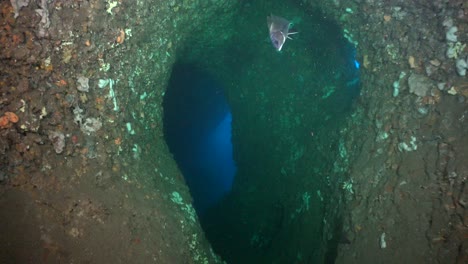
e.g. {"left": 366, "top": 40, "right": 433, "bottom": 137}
{"left": 173, "top": 1, "right": 359, "bottom": 263}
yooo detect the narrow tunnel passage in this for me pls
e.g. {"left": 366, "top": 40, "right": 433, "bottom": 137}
{"left": 164, "top": 1, "right": 360, "bottom": 263}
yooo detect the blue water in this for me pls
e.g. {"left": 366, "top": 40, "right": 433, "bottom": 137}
{"left": 163, "top": 64, "right": 237, "bottom": 216}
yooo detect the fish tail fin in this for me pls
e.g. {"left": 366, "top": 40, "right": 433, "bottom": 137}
{"left": 287, "top": 31, "right": 299, "bottom": 40}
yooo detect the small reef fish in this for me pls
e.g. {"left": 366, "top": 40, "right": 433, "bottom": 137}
{"left": 267, "top": 14, "right": 298, "bottom": 51}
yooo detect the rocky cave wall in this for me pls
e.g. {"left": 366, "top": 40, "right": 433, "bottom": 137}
{"left": 0, "top": 0, "right": 236, "bottom": 263}
{"left": 309, "top": 0, "right": 468, "bottom": 263}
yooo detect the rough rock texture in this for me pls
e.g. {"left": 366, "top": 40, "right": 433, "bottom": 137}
{"left": 0, "top": 0, "right": 236, "bottom": 263}
{"left": 309, "top": 0, "right": 468, "bottom": 263}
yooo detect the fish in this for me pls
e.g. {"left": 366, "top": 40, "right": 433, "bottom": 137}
{"left": 267, "top": 14, "right": 298, "bottom": 51}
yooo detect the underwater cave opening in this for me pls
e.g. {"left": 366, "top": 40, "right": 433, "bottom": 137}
{"left": 163, "top": 63, "right": 237, "bottom": 216}
{"left": 163, "top": 1, "right": 361, "bottom": 263}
